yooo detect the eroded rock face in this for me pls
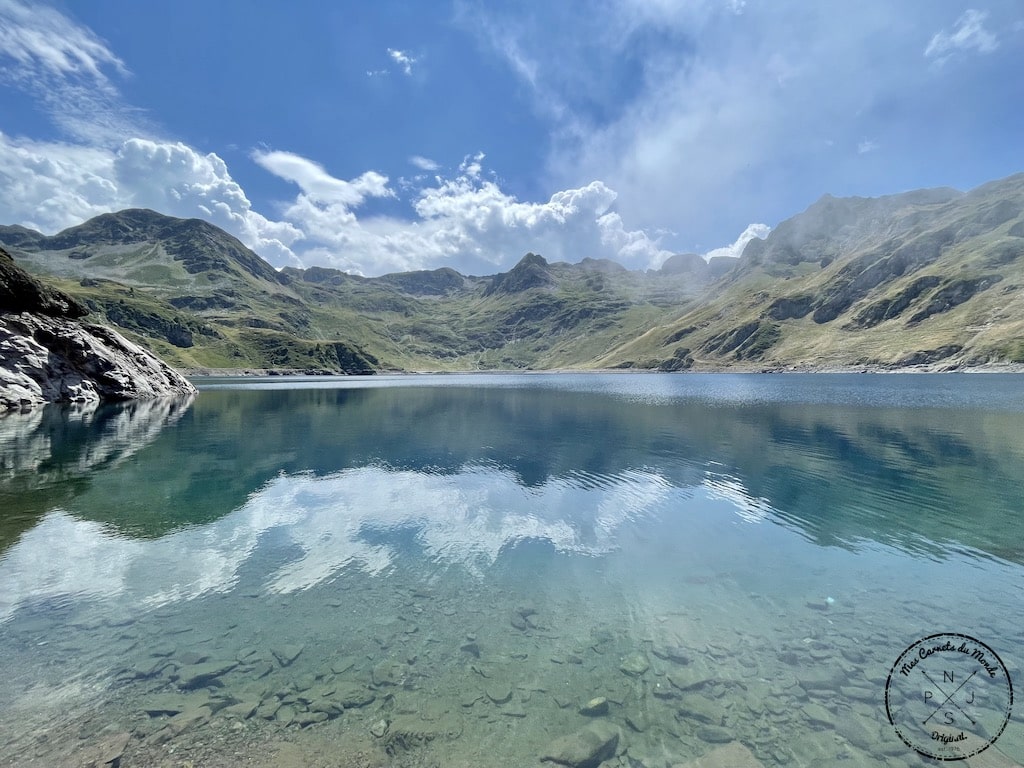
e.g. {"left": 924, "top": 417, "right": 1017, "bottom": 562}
{"left": 0, "top": 312, "right": 196, "bottom": 410}
{"left": 1, "top": 246, "right": 196, "bottom": 410}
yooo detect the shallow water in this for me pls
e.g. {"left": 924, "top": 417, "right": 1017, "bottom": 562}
{"left": 1, "top": 373, "right": 1023, "bottom": 767}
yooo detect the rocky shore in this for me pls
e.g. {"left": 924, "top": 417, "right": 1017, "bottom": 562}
{"left": 0, "top": 247, "right": 196, "bottom": 410}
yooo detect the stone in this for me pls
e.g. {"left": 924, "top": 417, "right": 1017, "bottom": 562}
{"left": 176, "top": 660, "right": 237, "bottom": 690}
{"left": 0, "top": 249, "right": 196, "bottom": 410}
{"left": 696, "top": 725, "right": 733, "bottom": 744}
{"left": 541, "top": 722, "right": 621, "bottom": 768}
{"left": 149, "top": 706, "right": 212, "bottom": 744}
{"left": 802, "top": 703, "right": 833, "bottom": 728}
{"left": 835, "top": 715, "right": 877, "bottom": 750}
{"left": 370, "top": 719, "right": 389, "bottom": 738}
{"left": 652, "top": 645, "right": 692, "bottom": 666}
{"left": 223, "top": 700, "right": 259, "bottom": 720}
{"left": 671, "top": 741, "right": 766, "bottom": 768}
{"left": 334, "top": 683, "right": 375, "bottom": 708}
{"left": 275, "top": 704, "right": 297, "bottom": 726}
{"left": 272, "top": 644, "right": 304, "bottom": 667}
{"left": 296, "top": 711, "right": 329, "bottom": 727}
{"left": 677, "top": 695, "right": 721, "bottom": 725}
{"left": 293, "top": 673, "right": 316, "bottom": 692}
{"left": 624, "top": 712, "right": 649, "bottom": 733}
{"left": 372, "top": 660, "right": 406, "bottom": 687}
{"left": 330, "top": 656, "right": 357, "bottom": 675}
{"left": 255, "top": 698, "right": 281, "bottom": 720}
{"left": 94, "top": 731, "right": 130, "bottom": 767}
{"left": 580, "top": 697, "right": 609, "bottom": 716}
{"left": 620, "top": 652, "right": 650, "bottom": 677}
{"left": 141, "top": 695, "right": 191, "bottom": 717}
{"left": 486, "top": 682, "right": 514, "bottom": 705}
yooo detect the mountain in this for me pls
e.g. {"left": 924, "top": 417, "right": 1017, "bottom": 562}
{"left": 2, "top": 212, "right": 720, "bottom": 372}
{"left": 595, "top": 173, "right": 1024, "bottom": 370}
{"left": 2, "top": 172, "right": 1024, "bottom": 373}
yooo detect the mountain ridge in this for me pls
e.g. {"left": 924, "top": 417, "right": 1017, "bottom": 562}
{"left": 3, "top": 172, "right": 1023, "bottom": 373}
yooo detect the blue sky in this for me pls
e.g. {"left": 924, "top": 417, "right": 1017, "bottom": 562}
{"left": 1, "top": 0, "right": 1022, "bottom": 275}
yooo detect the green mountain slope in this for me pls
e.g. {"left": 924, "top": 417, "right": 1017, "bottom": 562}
{"left": 3, "top": 172, "right": 1024, "bottom": 373}
{"left": 596, "top": 174, "right": 1024, "bottom": 370}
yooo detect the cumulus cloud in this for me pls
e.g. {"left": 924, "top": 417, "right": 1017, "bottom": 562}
{"left": 925, "top": 9, "right": 998, "bottom": 61}
{"left": 0, "top": 0, "right": 746, "bottom": 276}
{"left": 115, "top": 139, "right": 302, "bottom": 263}
{"left": 0, "top": 132, "right": 120, "bottom": 231}
{"left": 251, "top": 150, "right": 671, "bottom": 274}
{"left": 0, "top": 133, "right": 301, "bottom": 265}
{"left": 701, "top": 222, "right": 770, "bottom": 261}
{"left": 857, "top": 139, "right": 879, "bottom": 154}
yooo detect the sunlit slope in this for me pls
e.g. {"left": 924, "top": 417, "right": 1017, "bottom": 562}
{"left": 3, "top": 212, "right": 712, "bottom": 371}
{"left": 596, "top": 174, "right": 1024, "bottom": 370}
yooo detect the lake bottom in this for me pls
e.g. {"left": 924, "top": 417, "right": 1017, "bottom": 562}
{"left": 2, "top": 480, "right": 1021, "bottom": 768}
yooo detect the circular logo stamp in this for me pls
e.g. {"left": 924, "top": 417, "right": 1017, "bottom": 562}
{"left": 885, "top": 633, "right": 1013, "bottom": 761}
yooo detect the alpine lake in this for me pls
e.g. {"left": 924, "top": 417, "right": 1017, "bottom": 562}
{"left": 1, "top": 373, "right": 1023, "bottom": 768}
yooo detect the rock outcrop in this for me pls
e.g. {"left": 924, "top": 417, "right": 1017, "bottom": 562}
{"left": 0, "top": 247, "right": 197, "bottom": 410}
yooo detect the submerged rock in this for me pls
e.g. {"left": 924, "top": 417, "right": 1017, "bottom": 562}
{"left": 619, "top": 651, "right": 650, "bottom": 677}
{"left": 540, "top": 721, "right": 621, "bottom": 768}
{"left": 579, "top": 696, "right": 609, "bottom": 716}
{"left": 271, "top": 644, "right": 304, "bottom": 667}
{"left": 176, "top": 660, "right": 237, "bottom": 690}
{"left": 672, "top": 741, "right": 765, "bottom": 767}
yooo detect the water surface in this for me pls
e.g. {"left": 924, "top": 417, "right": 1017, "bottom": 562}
{"left": 1, "top": 373, "right": 1022, "bottom": 767}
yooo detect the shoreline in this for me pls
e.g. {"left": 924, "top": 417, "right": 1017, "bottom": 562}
{"left": 181, "top": 361, "right": 1024, "bottom": 378}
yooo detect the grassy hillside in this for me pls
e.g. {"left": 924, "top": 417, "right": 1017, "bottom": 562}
{"left": 3, "top": 172, "right": 1024, "bottom": 373}
{"left": 596, "top": 174, "right": 1024, "bottom": 371}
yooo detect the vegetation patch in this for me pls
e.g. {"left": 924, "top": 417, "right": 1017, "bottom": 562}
{"left": 849, "top": 276, "right": 942, "bottom": 329}
{"left": 907, "top": 275, "right": 1003, "bottom": 325}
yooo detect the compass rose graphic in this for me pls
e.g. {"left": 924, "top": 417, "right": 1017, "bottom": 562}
{"left": 886, "top": 633, "right": 1013, "bottom": 760}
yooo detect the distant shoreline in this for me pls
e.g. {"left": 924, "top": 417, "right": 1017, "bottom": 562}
{"left": 182, "top": 362, "right": 1024, "bottom": 378}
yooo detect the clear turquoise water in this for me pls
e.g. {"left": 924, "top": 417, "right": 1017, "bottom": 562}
{"left": 1, "top": 373, "right": 1023, "bottom": 767}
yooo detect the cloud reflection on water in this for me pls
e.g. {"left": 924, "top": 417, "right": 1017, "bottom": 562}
{"left": 0, "top": 464, "right": 675, "bottom": 622}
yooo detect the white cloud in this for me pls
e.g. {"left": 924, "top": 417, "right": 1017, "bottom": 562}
{"left": 462, "top": 2, "right": 1016, "bottom": 257}
{"left": 247, "top": 148, "right": 671, "bottom": 274}
{"left": 0, "top": 132, "right": 120, "bottom": 231}
{"left": 701, "top": 222, "right": 770, "bottom": 261}
{"left": 0, "top": 0, "right": 138, "bottom": 143}
{"left": 0, "top": 133, "right": 301, "bottom": 265}
{"left": 252, "top": 150, "right": 392, "bottom": 207}
{"left": 857, "top": 139, "right": 879, "bottom": 154}
{"left": 387, "top": 47, "right": 417, "bottom": 75}
{"left": 0, "top": 0, "right": 126, "bottom": 84}
{"left": 925, "top": 9, "right": 998, "bottom": 61}
{"left": 409, "top": 155, "right": 440, "bottom": 171}
{"left": 114, "top": 139, "right": 302, "bottom": 264}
